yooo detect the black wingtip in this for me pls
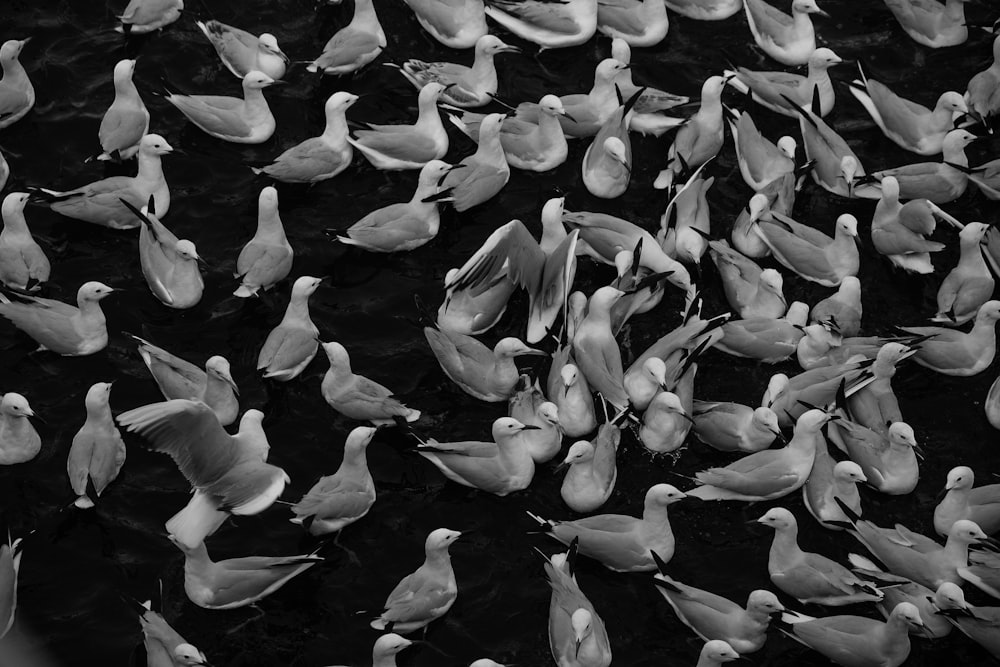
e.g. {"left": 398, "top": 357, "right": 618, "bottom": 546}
{"left": 832, "top": 496, "right": 861, "bottom": 523}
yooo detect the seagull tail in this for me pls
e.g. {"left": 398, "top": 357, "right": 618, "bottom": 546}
{"left": 166, "top": 492, "right": 227, "bottom": 548}
{"left": 233, "top": 283, "right": 259, "bottom": 298}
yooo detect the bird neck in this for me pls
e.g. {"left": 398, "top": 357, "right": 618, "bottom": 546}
{"left": 791, "top": 6, "right": 816, "bottom": 33}
{"left": 425, "top": 547, "right": 452, "bottom": 569}
{"left": 0, "top": 413, "right": 29, "bottom": 436}
{"left": 242, "top": 86, "right": 269, "bottom": 114}
{"left": 942, "top": 141, "right": 969, "bottom": 167}
{"left": 470, "top": 50, "right": 498, "bottom": 86}
{"left": 577, "top": 629, "right": 602, "bottom": 663}
{"left": 1, "top": 57, "right": 27, "bottom": 84}
{"left": 350, "top": 0, "right": 380, "bottom": 27}
{"left": 77, "top": 298, "right": 107, "bottom": 323}
{"left": 538, "top": 109, "right": 564, "bottom": 140}
{"left": 414, "top": 100, "right": 444, "bottom": 133}
{"left": 769, "top": 524, "right": 801, "bottom": 556}
{"left": 255, "top": 212, "right": 288, "bottom": 245}
{"left": 539, "top": 215, "right": 567, "bottom": 254}
{"left": 475, "top": 125, "right": 507, "bottom": 165}
{"left": 342, "top": 444, "right": 370, "bottom": 471}
{"left": 943, "top": 537, "right": 970, "bottom": 566}
{"left": 882, "top": 613, "right": 914, "bottom": 648}
{"left": 958, "top": 239, "right": 987, "bottom": 269}
{"left": 0, "top": 213, "right": 29, "bottom": 238}
{"left": 136, "top": 152, "right": 163, "bottom": 183}
{"left": 322, "top": 111, "right": 350, "bottom": 148}
{"left": 114, "top": 77, "right": 141, "bottom": 102}
{"left": 283, "top": 292, "right": 313, "bottom": 323}
{"left": 641, "top": 501, "right": 672, "bottom": 528}
{"left": 202, "top": 374, "right": 232, "bottom": 408}
{"left": 373, "top": 655, "right": 399, "bottom": 667}
{"left": 183, "top": 541, "right": 211, "bottom": 564}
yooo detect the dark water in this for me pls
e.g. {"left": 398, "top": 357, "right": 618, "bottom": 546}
{"left": 2, "top": 0, "right": 1000, "bottom": 665}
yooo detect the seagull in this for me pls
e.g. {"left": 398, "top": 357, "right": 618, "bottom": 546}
{"left": 117, "top": 400, "right": 286, "bottom": 548}
{"left": 660, "top": 166, "right": 715, "bottom": 266}
{"left": 582, "top": 93, "right": 635, "bottom": 199}
{"left": 253, "top": 92, "right": 357, "bottom": 184}
{"left": 695, "top": 641, "right": 741, "bottom": 667}
{"left": 932, "top": 583, "right": 1000, "bottom": 657}
{"left": 688, "top": 409, "right": 832, "bottom": 502}
{"left": 653, "top": 75, "right": 727, "bottom": 191}
{"left": 900, "top": 300, "right": 1000, "bottom": 376}
{"left": 810, "top": 276, "right": 862, "bottom": 336}
{"left": 851, "top": 129, "right": 976, "bottom": 203}
{"left": 0, "top": 533, "right": 21, "bottom": 638}
{"left": 0, "top": 39, "right": 34, "bottom": 130}
{"left": 122, "top": 198, "right": 204, "bottom": 310}
{"left": 527, "top": 483, "right": 688, "bottom": 572}
{"left": 416, "top": 417, "right": 538, "bottom": 495}
{"left": 691, "top": 400, "right": 782, "bottom": 453}
{"left": 966, "top": 34, "right": 1000, "bottom": 123}
{"left": 402, "top": 0, "right": 488, "bottom": 49}
{"left": 0, "top": 281, "right": 115, "bottom": 356}
{"left": 870, "top": 176, "right": 952, "bottom": 274}
{"left": 708, "top": 240, "right": 787, "bottom": 319}
{"left": 559, "top": 424, "right": 619, "bottom": 513}
{"left": 38, "top": 134, "right": 172, "bottom": 229}
{"left": 743, "top": 0, "right": 828, "bottom": 66}
{"left": 196, "top": 20, "right": 288, "bottom": 79}
{"left": 392, "top": 35, "right": 520, "bottom": 108}
{"left": 510, "top": 398, "right": 561, "bottom": 463}
{"left": 0, "top": 192, "right": 49, "bottom": 291}
{"left": 320, "top": 341, "right": 421, "bottom": 425}
{"left": 547, "top": 353, "right": 597, "bottom": 438}
{"left": 883, "top": 0, "right": 972, "bottom": 48}
{"left": 653, "top": 561, "right": 784, "bottom": 653}
{"left": 764, "top": 361, "right": 875, "bottom": 428}
{"left": 129, "top": 335, "right": 239, "bottom": 427}
{"left": 609, "top": 39, "right": 688, "bottom": 136}
{"left": 573, "top": 287, "right": 629, "bottom": 409}
{"left": 334, "top": 160, "right": 455, "bottom": 252}
{"left": 730, "top": 193, "right": 776, "bottom": 259}
{"left": 129, "top": 591, "right": 209, "bottom": 667}
{"left": 96, "top": 59, "right": 149, "bottom": 161}
{"left": 755, "top": 212, "right": 859, "bottom": 287}
{"left": 0, "top": 393, "right": 40, "bottom": 465}
{"left": 290, "top": 426, "right": 377, "bottom": 536}
{"left": 443, "top": 204, "right": 578, "bottom": 343}
{"left": 930, "top": 222, "right": 993, "bottom": 325}
{"left": 165, "top": 71, "right": 278, "bottom": 144}
{"left": 727, "top": 108, "right": 797, "bottom": 191}
{"left": 664, "top": 0, "right": 742, "bottom": 20}
{"left": 170, "top": 537, "right": 322, "bottom": 610}
{"left": 827, "top": 417, "right": 919, "bottom": 496}
{"left": 726, "top": 47, "right": 844, "bottom": 118}
{"left": 934, "top": 466, "right": 1000, "bottom": 537}
{"left": 257, "top": 276, "right": 324, "bottom": 382}
{"left": 777, "top": 602, "right": 924, "bottom": 667}
{"left": 845, "top": 342, "right": 909, "bottom": 436}
{"left": 543, "top": 542, "right": 612, "bottom": 667}
{"left": 597, "top": 0, "right": 670, "bottom": 47}
{"left": 640, "top": 391, "right": 695, "bottom": 453}
{"left": 234, "top": 186, "right": 293, "bottom": 298}
{"left": 115, "top": 0, "right": 184, "bottom": 35}
{"left": 803, "top": 443, "right": 866, "bottom": 530}
{"left": 308, "top": 0, "right": 386, "bottom": 75}
{"left": 370, "top": 528, "right": 461, "bottom": 633}
{"left": 849, "top": 64, "right": 967, "bottom": 155}
{"left": 424, "top": 326, "right": 545, "bottom": 401}
{"left": 790, "top": 92, "right": 865, "bottom": 197}
{"left": 758, "top": 507, "right": 883, "bottom": 606}
{"left": 440, "top": 114, "right": 510, "bottom": 211}
{"left": 349, "top": 83, "right": 449, "bottom": 170}
{"left": 483, "top": 0, "right": 598, "bottom": 49}
{"left": 328, "top": 634, "right": 413, "bottom": 667}
{"left": 436, "top": 266, "right": 516, "bottom": 335}
{"left": 67, "top": 382, "right": 126, "bottom": 509}
{"left": 715, "top": 303, "right": 809, "bottom": 363}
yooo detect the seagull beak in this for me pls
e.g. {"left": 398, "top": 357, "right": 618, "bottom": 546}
{"left": 519, "top": 424, "right": 541, "bottom": 431}
{"left": 500, "top": 44, "right": 522, "bottom": 54}
{"left": 561, "top": 110, "right": 577, "bottom": 123}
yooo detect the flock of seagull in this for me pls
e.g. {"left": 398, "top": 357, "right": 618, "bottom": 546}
{"left": 3, "top": 0, "right": 1000, "bottom": 665}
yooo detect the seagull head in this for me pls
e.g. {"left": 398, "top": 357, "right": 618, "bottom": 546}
{"left": 537, "top": 402, "right": 560, "bottom": 427}
{"left": 139, "top": 134, "right": 174, "bottom": 156}
{"left": 570, "top": 608, "right": 593, "bottom": 656}
{"left": 84, "top": 382, "right": 114, "bottom": 411}
{"left": 747, "top": 589, "right": 784, "bottom": 615}
{"left": 701, "top": 641, "right": 739, "bottom": 665}
{"left": 425, "top": 528, "right": 462, "bottom": 553}
{"left": 560, "top": 364, "right": 579, "bottom": 394}
{"left": 78, "top": 281, "right": 116, "bottom": 303}
{"left": 242, "top": 70, "right": 278, "bottom": 90}
{"left": 2, "top": 192, "right": 30, "bottom": 218}
{"left": 647, "top": 483, "right": 687, "bottom": 507}
{"left": 477, "top": 35, "right": 520, "bottom": 56}
{"left": 792, "top": 0, "right": 830, "bottom": 18}
{"left": 112, "top": 58, "right": 137, "bottom": 85}
{"left": 373, "top": 633, "right": 412, "bottom": 658}
{"left": 206, "top": 356, "right": 238, "bottom": 395}
{"left": 173, "top": 643, "right": 211, "bottom": 666}
{"left": 494, "top": 338, "right": 545, "bottom": 358}
{"left": 557, "top": 441, "right": 595, "bottom": 472}
{"left": 756, "top": 507, "right": 795, "bottom": 531}
{"left": 0, "top": 392, "right": 33, "bottom": 418}
{"left": 642, "top": 357, "right": 668, "bottom": 391}
{"left": 944, "top": 466, "right": 975, "bottom": 492}
{"left": 833, "top": 461, "right": 867, "bottom": 485}
{"left": 257, "top": 34, "right": 289, "bottom": 64}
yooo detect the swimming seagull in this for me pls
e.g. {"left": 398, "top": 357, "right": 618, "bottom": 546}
{"left": 370, "top": 528, "right": 461, "bottom": 633}
{"left": 95, "top": 59, "right": 149, "bottom": 162}
{"left": 122, "top": 198, "right": 204, "bottom": 310}
{"left": 764, "top": 361, "right": 875, "bottom": 428}
{"left": 810, "top": 276, "right": 862, "bottom": 336}
{"left": 688, "top": 409, "right": 832, "bottom": 502}
{"left": 583, "top": 91, "right": 636, "bottom": 199}
{"left": 934, "top": 466, "right": 1000, "bottom": 537}
{"left": 334, "top": 160, "right": 455, "bottom": 252}
{"left": 653, "top": 75, "right": 727, "bottom": 191}
{"left": 547, "top": 354, "right": 597, "bottom": 438}
{"left": 802, "top": 440, "right": 866, "bottom": 529}
{"left": 725, "top": 48, "right": 844, "bottom": 118}
{"left": 0, "top": 393, "right": 40, "bottom": 465}
{"left": 758, "top": 507, "right": 883, "bottom": 606}
{"left": 115, "top": 0, "right": 183, "bottom": 35}
{"left": 559, "top": 424, "right": 619, "bottom": 513}
{"left": 402, "top": 0, "right": 487, "bottom": 49}
{"left": 743, "top": 0, "right": 828, "bottom": 66}
{"left": 777, "top": 602, "right": 924, "bottom": 667}
{"left": 0, "top": 533, "right": 20, "bottom": 638}
{"left": 849, "top": 64, "right": 967, "bottom": 156}
{"left": 573, "top": 287, "right": 629, "bottom": 409}
{"left": 930, "top": 222, "right": 994, "bottom": 325}
{"left": 320, "top": 341, "right": 421, "bottom": 425}
{"left": 597, "top": 0, "right": 669, "bottom": 47}
{"left": 165, "top": 71, "right": 278, "bottom": 144}
{"left": 696, "top": 641, "right": 741, "bottom": 667}
{"left": 308, "top": 0, "right": 386, "bottom": 76}
{"left": 349, "top": 83, "right": 449, "bottom": 170}
{"left": 641, "top": 391, "right": 695, "bottom": 453}
{"left": 715, "top": 303, "right": 809, "bottom": 363}
{"left": 932, "top": 584, "right": 1000, "bottom": 656}
{"left": 117, "top": 400, "right": 285, "bottom": 548}
{"left": 708, "top": 240, "right": 786, "bottom": 319}
{"left": 664, "top": 0, "right": 741, "bottom": 19}
{"left": 754, "top": 212, "right": 859, "bottom": 287}
{"left": 483, "top": 0, "right": 598, "bottom": 49}
{"left": 290, "top": 426, "right": 377, "bottom": 536}
{"left": 440, "top": 114, "right": 510, "bottom": 211}
{"left": 416, "top": 417, "right": 538, "bottom": 495}
{"left": 0, "top": 193, "right": 49, "bottom": 291}
{"left": 609, "top": 39, "right": 688, "bottom": 136}
{"left": 845, "top": 342, "right": 909, "bottom": 436}
{"left": 899, "top": 300, "right": 1000, "bottom": 376}
{"left": 38, "top": 134, "right": 172, "bottom": 229}
{"left": 253, "top": 92, "right": 357, "bottom": 184}
{"left": 234, "top": 186, "right": 293, "bottom": 297}
{"left": 883, "top": 0, "right": 972, "bottom": 48}
{"left": 789, "top": 91, "right": 865, "bottom": 197}
{"left": 527, "top": 483, "right": 688, "bottom": 572}
{"left": 652, "top": 557, "right": 783, "bottom": 653}
{"left": 129, "top": 591, "right": 209, "bottom": 667}
{"left": 67, "top": 382, "right": 126, "bottom": 509}
{"left": 392, "top": 35, "right": 520, "bottom": 108}
{"left": 196, "top": 20, "right": 288, "bottom": 79}
{"left": 444, "top": 202, "right": 578, "bottom": 343}
{"left": 129, "top": 335, "right": 239, "bottom": 426}
{"left": 691, "top": 400, "right": 782, "bottom": 453}
{"left": 827, "top": 417, "right": 919, "bottom": 496}
{"left": 0, "top": 39, "right": 34, "bottom": 130}
{"left": 424, "top": 326, "right": 545, "bottom": 401}
{"left": 257, "top": 276, "right": 324, "bottom": 382}
{"left": 170, "top": 537, "right": 322, "bottom": 610}
{"left": 543, "top": 542, "right": 612, "bottom": 667}
{"left": 437, "top": 266, "right": 515, "bottom": 336}
{"left": 0, "top": 281, "right": 114, "bottom": 356}
{"left": 870, "top": 176, "right": 952, "bottom": 274}
{"left": 966, "top": 34, "right": 1000, "bottom": 123}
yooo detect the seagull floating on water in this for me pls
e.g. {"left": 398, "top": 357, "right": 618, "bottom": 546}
{"left": 0, "top": 40, "right": 34, "bottom": 130}
{"left": 196, "top": 20, "right": 288, "bottom": 79}
{"left": 96, "top": 59, "right": 149, "bottom": 162}
{"left": 0, "top": 393, "right": 39, "bottom": 465}
{"left": 166, "top": 71, "right": 278, "bottom": 144}
{"left": 0, "top": 281, "right": 114, "bottom": 356}
{"left": 0, "top": 192, "right": 49, "bottom": 291}
{"left": 67, "top": 382, "right": 126, "bottom": 509}
{"left": 257, "top": 276, "right": 324, "bottom": 382}
{"left": 308, "top": 0, "right": 386, "bottom": 76}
